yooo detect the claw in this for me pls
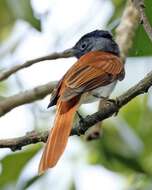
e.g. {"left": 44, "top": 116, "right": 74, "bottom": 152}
{"left": 76, "top": 111, "right": 87, "bottom": 135}
{"left": 92, "top": 95, "right": 120, "bottom": 116}
{"left": 76, "top": 111, "right": 87, "bottom": 125}
{"left": 107, "top": 98, "right": 120, "bottom": 116}
{"left": 76, "top": 111, "right": 84, "bottom": 120}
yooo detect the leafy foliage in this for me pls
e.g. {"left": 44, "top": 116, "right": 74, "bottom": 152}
{"left": 109, "top": 0, "right": 152, "bottom": 56}
{"left": 0, "top": 145, "right": 41, "bottom": 189}
{"left": 21, "top": 175, "right": 41, "bottom": 190}
{"left": 0, "top": 0, "right": 41, "bottom": 41}
{"left": 88, "top": 96, "right": 152, "bottom": 188}
{"left": 129, "top": 0, "right": 152, "bottom": 56}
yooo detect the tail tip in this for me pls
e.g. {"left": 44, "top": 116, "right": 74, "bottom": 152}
{"left": 38, "top": 168, "right": 44, "bottom": 176}
{"left": 38, "top": 166, "right": 46, "bottom": 176}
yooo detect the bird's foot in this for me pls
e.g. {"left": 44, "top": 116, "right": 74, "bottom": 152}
{"left": 76, "top": 111, "right": 88, "bottom": 136}
{"left": 77, "top": 111, "right": 84, "bottom": 120}
{"left": 76, "top": 111, "right": 87, "bottom": 126}
{"left": 107, "top": 97, "right": 120, "bottom": 116}
{"left": 93, "top": 95, "right": 120, "bottom": 116}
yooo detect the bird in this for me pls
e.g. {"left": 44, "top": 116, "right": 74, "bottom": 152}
{"left": 38, "top": 30, "right": 125, "bottom": 174}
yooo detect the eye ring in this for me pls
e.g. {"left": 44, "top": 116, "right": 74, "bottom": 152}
{"left": 80, "top": 41, "right": 88, "bottom": 50}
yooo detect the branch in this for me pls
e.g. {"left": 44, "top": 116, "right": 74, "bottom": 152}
{"left": 116, "top": 0, "right": 139, "bottom": 61}
{"left": 0, "top": 81, "right": 57, "bottom": 117}
{"left": 0, "top": 70, "right": 152, "bottom": 151}
{"left": 0, "top": 1, "right": 140, "bottom": 120}
{"left": 93, "top": 1, "right": 140, "bottom": 140}
{"left": 0, "top": 51, "right": 72, "bottom": 82}
{"left": 133, "top": 0, "right": 152, "bottom": 41}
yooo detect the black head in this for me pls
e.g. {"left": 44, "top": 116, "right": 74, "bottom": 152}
{"left": 64, "top": 30, "right": 120, "bottom": 58}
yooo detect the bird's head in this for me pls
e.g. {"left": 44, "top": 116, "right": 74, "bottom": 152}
{"left": 64, "top": 30, "right": 120, "bottom": 58}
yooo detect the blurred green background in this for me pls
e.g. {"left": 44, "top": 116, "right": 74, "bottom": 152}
{"left": 0, "top": 0, "right": 152, "bottom": 190}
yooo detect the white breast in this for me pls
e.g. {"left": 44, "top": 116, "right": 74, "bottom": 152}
{"left": 80, "top": 81, "right": 117, "bottom": 104}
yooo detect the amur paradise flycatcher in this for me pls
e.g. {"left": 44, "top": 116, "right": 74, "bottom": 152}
{"left": 38, "top": 30, "right": 125, "bottom": 174}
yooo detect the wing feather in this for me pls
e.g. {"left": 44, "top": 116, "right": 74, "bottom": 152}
{"left": 50, "top": 51, "right": 124, "bottom": 102}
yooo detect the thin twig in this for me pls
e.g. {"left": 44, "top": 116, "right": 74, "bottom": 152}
{"left": 0, "top": 51, "right": 72, "bottom": 82}
{"left": 0, "top": 81, "right": 57, "bottom": 117}
{"left": 0, "top": 70, "right": 152, "bottom": 151}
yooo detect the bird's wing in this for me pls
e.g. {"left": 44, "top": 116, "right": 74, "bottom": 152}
{"left": 60, "top": 51, "right": 124, "bottom": 101}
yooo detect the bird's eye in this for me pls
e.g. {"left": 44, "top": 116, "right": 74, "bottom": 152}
{"left": 80, "top": 41, "right": 87, "bottom": 50}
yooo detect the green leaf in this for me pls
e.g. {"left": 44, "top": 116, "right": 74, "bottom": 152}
{"left": 88, "top": 135, "right": 145, "bottom": 174}
{"left": 0, "top": 144, "right": 41, "bottom": 188}
{"left": 129, "top": 0, "right": 152, "bottom": 56}
{"left": 0, "top": 0, "right": 15, "bottom": 41}
{"left": 0, "top": 0, "right": 41, "bottom": 41}
{"left": 108, "top": 0, "right": 152, "bottom": 56}
{"left": 120, "top": 97, "right": 144, "bottom": 130}
{"left": 7, "top": 0, "right": 41, "bottom": 31}
{"left": 21, "top": 175, "right": 41, "bottom": 190}
{"left": 69, "top": 180, "right": 76, "bottom": 190}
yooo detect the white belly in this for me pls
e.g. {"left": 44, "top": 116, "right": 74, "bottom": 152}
{"left": 80, "top": 81, "right": 117, "bottom": 104}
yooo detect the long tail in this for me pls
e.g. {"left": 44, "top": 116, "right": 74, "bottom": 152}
{"left": 38, "top": 98, "right": 79, "bottom": 175}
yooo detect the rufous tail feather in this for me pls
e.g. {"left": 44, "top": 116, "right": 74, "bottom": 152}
{"left": 38, "top": 99, "right": 79, "bottom": 175}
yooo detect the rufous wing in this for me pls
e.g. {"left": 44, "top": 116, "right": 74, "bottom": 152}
{"left": 60, "top": 51, "right": 124, "bottom": 101}
{"left": 39, "top": 51, "right": 124, "bottom": 174}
